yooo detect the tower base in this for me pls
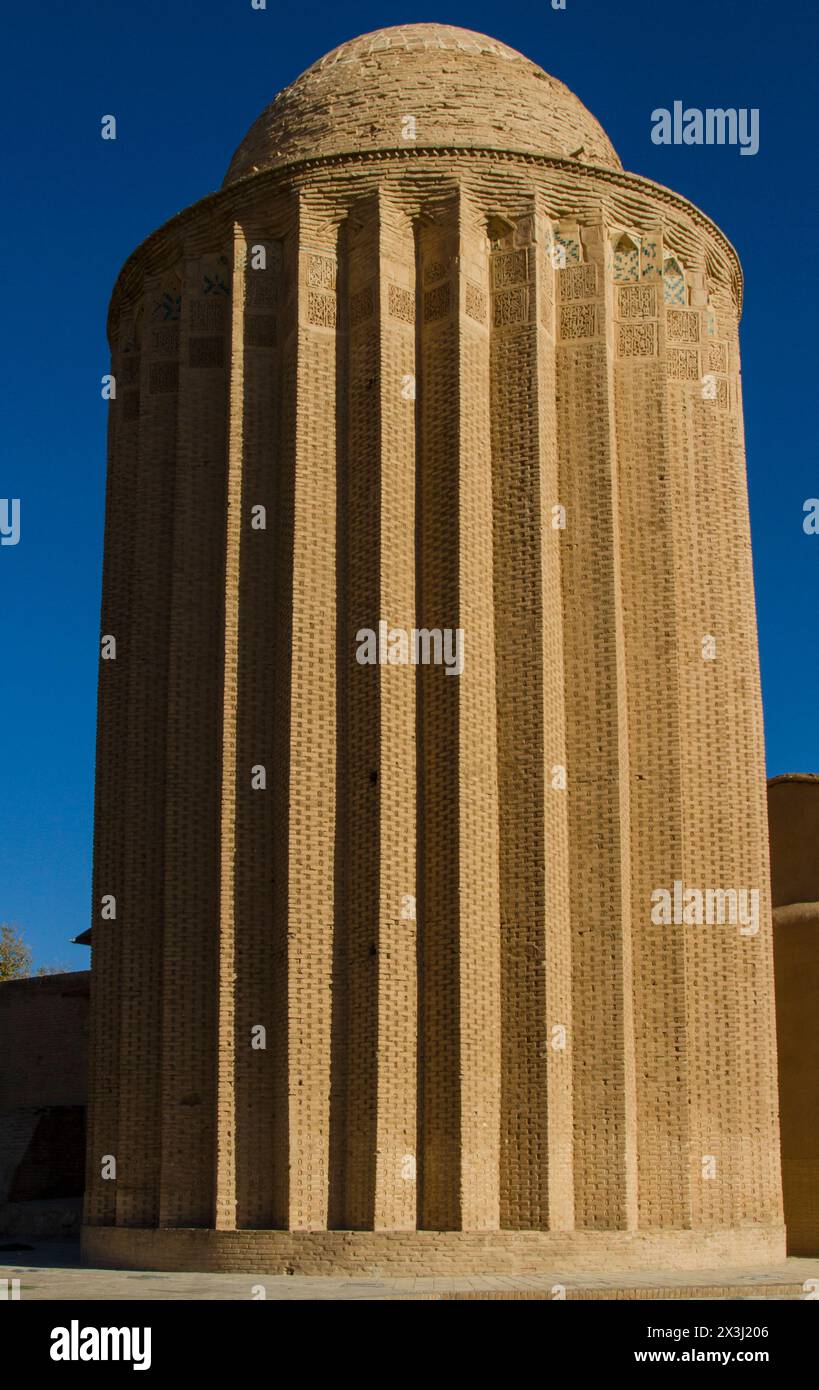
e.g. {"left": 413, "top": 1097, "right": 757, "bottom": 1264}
{"left": 81, "top": 1224, "right": 786, "bottom": 1277}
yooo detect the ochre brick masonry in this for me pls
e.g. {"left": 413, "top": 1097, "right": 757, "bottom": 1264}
{"left": 83, "top": 24, "right": 786, "bottom": 1274}
{"left": 82, "top": 1226, "right": 785, "bottom": 1279}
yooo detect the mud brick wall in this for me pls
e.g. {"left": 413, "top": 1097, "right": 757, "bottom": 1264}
{"left": 769, "top": 777, "right": 819, "bottom": 1256}
{"left": 0, "top": 972, "right": 89, "bottom": 1110}
{"left": 0, "top": 971, "right": 89, "bottom": 1210}
{"left": 768, "top": 774, "right": 819, "bottom": 908}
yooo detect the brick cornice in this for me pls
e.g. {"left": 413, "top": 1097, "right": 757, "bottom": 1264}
{"left": 108, "top": 144, "right": 743, "bottom": 338}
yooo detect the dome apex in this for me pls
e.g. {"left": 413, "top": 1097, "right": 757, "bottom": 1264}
{"left": 223, "top": 23, "right": 620, "bottom": 185}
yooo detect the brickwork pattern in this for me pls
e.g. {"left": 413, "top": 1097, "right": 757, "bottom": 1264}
{"left": 84, "top": 25, "right": 784, "bottom": 1272}
{"left": 82, "top": 1224, "right": 785, "bottom": 1277}
{"left": 223, "top": 25, "right": 620, "bottom": 186}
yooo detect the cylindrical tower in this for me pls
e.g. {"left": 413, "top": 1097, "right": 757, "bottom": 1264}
{"left": 83, "top": 24, "right": 784, "bottom": 1274}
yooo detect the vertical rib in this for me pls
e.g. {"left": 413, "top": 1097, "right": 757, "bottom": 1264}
{"left": 417, "top": 199, "right": 462, "bottom": 1230}
{"left": 159, "top": 249, "right": 230, "bottom": 1226}
{"left": 665, "top": 278, "right": 782, "bottom": 1228}
{"left": 233, "top": 231, "right": 285, "bottom": 1228}
{"left": 556, "top": 225, "right": 637, "bottom": 1230}
{"left": 84, "top": 307, "right": 137, "bottom": 1226}
{"left": 373, "top": 192, "right": 418, "bottom": 1229}
{"left": 417, "top": 189, "right": 501, "bottom": 1230}
{"left": 284, "top": 198, "right": 338, "bottom": 1229}
{"left": 214, "top": 230, "right": 246, "bottom": 1231}
{"left": 457, "top": 192, "right": 501, "bottom": 1231}
{"left": 490, "top": 206, "right": 573, "bottom": 1231}
{"left": 338, "top": 199, "right": 380, "bottom": 1226}
{"left": 612, "top": 237, "right": 689, "bottom": 1228}
{"left": 116, "top": 272, "right": 179, "bottom": 1227}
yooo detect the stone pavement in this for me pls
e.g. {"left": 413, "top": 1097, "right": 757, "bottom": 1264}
{"left": 2, "top": 1244, "right": 818, "bottom": 1300}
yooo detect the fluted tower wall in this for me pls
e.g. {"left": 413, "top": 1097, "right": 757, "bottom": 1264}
{"left": 82, "top": 31, "right": 783, "bottom": 1274}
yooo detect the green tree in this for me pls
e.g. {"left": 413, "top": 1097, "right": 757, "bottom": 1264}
{"left": 0, "top": 922, "right": 33, "bottom": 981}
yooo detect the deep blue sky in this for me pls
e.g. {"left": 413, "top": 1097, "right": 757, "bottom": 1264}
{"left": 1, "top": 0, "right": 817, "bottom": 967}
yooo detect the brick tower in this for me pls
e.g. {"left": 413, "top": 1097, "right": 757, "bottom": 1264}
{"left": 83, "top": 24, "right": 784, "bottom": 1274}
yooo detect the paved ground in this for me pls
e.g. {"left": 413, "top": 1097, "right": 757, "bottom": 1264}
{"left": 2, "top": 1244, "right": 818, "bottom": 1299}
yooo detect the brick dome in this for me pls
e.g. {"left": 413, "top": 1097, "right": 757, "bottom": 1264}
{"left": 223, "top": 23, "right": 621, "bottom": 184}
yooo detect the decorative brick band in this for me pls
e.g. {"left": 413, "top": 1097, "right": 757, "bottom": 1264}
{"left": 107, "top": 147, "right": 743, "bottom": 330}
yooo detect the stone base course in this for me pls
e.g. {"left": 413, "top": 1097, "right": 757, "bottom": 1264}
{"left": 82, "top": 1224, "right": 787, "bottom": 1278}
